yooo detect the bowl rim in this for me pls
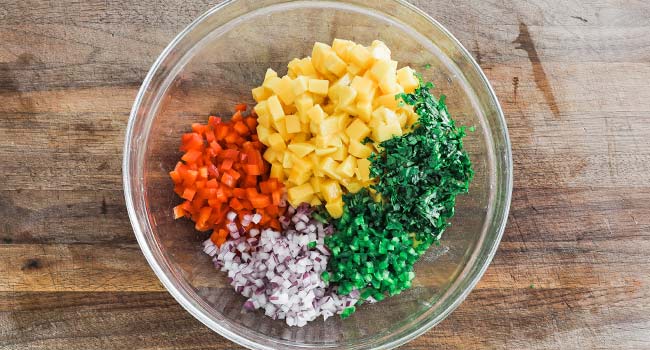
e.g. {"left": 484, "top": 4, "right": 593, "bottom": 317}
{"left": 123, "top": 0, "right": 513, "bottom": 349}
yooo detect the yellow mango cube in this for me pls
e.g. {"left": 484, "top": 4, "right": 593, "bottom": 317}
{"left": 345, "top": 119, "right": 371, "bottom": 141}
{"left": 263, "top": 75, "right": 281, "bottom": 92}
{"left": 345, "top": 180, "right": 365, "bottom": 193}
{"left": 264, "top": 68, "right": 278, "bottom": 80}
{"left": 349, "top": 44, "right": 372, "bottom": 69}
{"left": 356, "top": 158, "right": 371, "bottom": 181}
{"left": 273, "top": 115, "right": 287, "bottom": 138}
{"left": 351, "top": 76, "right": 375, "bottom": 102}
{"left": 310, "top": 176, "right": 323, "bottom": 193}
{"left": 267, "top": 133, "right": 286, "bottom": 152}
{"left": 373, "top": 123, "right": 402, "bottom": 142}
{"left": 356, "top": 100, "right": 372, "bottom": 123}
{"left": 335, "top": 85, "right": 357, "bottom": 107}
{"left": 288, "top": 167, "right": 312, "bottom": 186}
{"left": 320, "top": 157, "right": 341, "bottom": 180}
{"left": 254, "top": 100, "right": 271, "bottom": 128}
{"left": 348, "top": 139, "right": 372, "bottom": 158}
{"left": 308, "top": 79, "right": 329, "bottom": 95}
{"left": 310, "top": 196, "right": 322, "bottom": 206}
{"left": 282, "top": 151, "right": 293, "bottom": 168}
{"left": 252, "top": 86, "right": 271, "bottom": 102}
{"left": 312, "top": 42, "right": 334, "bottom": 74}
{"left": 296, "top": 57, "right": 317, "bottom": 77}
{"left": 295, "top": 94, "right": 314, "bottom": 119}
{"left": 315, "top": 147, "right": 337, "bottom": 156}
{"left": 347, "top": 63, "right": 364, "bottom": 76}
{"left": 331, "top": 145, "right": 348, "bottom": 162}
{"left": 325, "top": 199, "right": 344, "bottom": 218}
{"left": 375, "top": 93, "right": 400, "bottom": 109}
{"left": 397, "top": 66, "right": 419, "bottom": 93}
{"left": 292, "top": 76, "right": 309, "bottom": 96}
{"left": 285, "top": 114, "right": 301, "bottom": 134}
{"left": 275, "top": 76, "right": 296, "bottom": 105}
{"left": 307, "top": 104, "right": 326, "bottom": 125}
{"left": 263, "top": 148, "right": 277, "bottom": 163}
{"left": 293, "top": 132, "right": 309, "bottom": 142}
{"left": 267, "top": 95, "right": 284, "bottom": 120}
{"left": 270, "top": 162, "right": 285, "bottom": 181}
{"left": 257, "top": 125, "right": 271, "bottom": 144}
{"left": 324, "top": 51, "right": 348, "bottom": 77}
{"left": 321, "top": 180, "right": 342, "bottom": 202}
{"left": 319, "top": 117, "right": 339, "bottom": 136}
{"left": 370, "top": 40, "right": 392, "bottom": 61}
{"left": 369, "top": 59, "right": 394, "bottom": 83}
{"left": 287, "top": 182, "right": 315, "bottom": 205}
{"left": 337, "top": 155, "right": 356, "bottom": 178}
{"left": 287, "top": 142, "right": 315, "bottom": 157}
{"left": 332, "top": 38, "right": 355, "bottom": 61}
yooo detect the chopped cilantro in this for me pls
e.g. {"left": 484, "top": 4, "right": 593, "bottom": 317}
{"left": 325, "top": 76, "right": 474, "bottom": 313}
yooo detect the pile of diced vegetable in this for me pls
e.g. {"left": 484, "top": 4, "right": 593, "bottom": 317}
{"left": 170, "top": 39, "right": 473, "bottom": 327}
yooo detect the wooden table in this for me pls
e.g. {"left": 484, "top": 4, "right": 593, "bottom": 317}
{"left": 1, "top": 1, "right": 649, "bottom": 349}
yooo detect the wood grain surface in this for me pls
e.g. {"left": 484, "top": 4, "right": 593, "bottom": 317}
{"left": 1, "top": 0, "right": 649, "bottom": 349}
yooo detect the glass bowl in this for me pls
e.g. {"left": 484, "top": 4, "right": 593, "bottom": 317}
{"left": 123, "top": 0, "right": 512, "bottom": 349}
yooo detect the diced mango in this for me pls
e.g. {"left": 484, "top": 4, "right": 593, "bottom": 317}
{"left": 332, "top": 39, "right": 355, "bottom": 62}
{"left": 294, "top": 94, "right": 314, "bottom": 120}
{"left": 254, "top": 100, "right": 271, "bottom": 128}
{"left": 321, "top": 179, "right": 342, "bottom": 202}
{"left": 263, "top": 148, "right": 277, "bottom": 163}
{"left": 348, "top": 139, "right": 372, "bottom": 158}
{"left": 331, "top": 145, "right": 348, "bottom": 162}
{"left": 257, "top": 125, "right": 271, "bottom": 144}
{"left": 345, "top": 180, "right": 365, "bottom": 193}
{"left": 335, "top": 85, "right": 357, "bottom": 108}
{"left": 270, "top": 162, "right": 284, "bottom": 181}
{"left": 324, "top": 51, "right": 347, "bottom": 77}
{"left": 349, "top": 44, "right": 372, "bottom": 69}
{"left": 337, "top": 155, "right": 356, "bottom": 178}
{"left": 296, "top": 57, "right": 317, "bottom": 77}
{"left": 356, "top": 100, "right": 372, "bottom": 123}
{"left": 267, "top": 133, "right": 286, "bottom": 152}
{"left": 267, "top": 95, "right": 284, "bottom": 120}
{"left": 369, "top": 59, "right": 394, "bottom": 84}
{"left": 375, "top": 93, "right": 400, "bottom": 109}
{"left": 320, "top": 157, "right": 341, "bottom": 180}
{"left": 263, "top": 75, "right": 281, "bottom": 92}
{"left": 373, "top": 122, "right": 402, "bottom": 142}
{"left": 285, "top": 114, "right": 301, "bottom": 134}
{"left": 312, "top": 42, "right": 336, "bottom": 77}
{"left": 315, "top": 147, "right": 337, "bottom": 156}
{"left": 287, "top": 142, "right": 315, "bottom": 157}
{"left": 351, "top": 76, "right": 375, "bottom": 102}
{"left": 282, "top": 151, "right": 293, "bottom": 168}
{"left": 288, "top": 182, "right": 315, "bottom": 206}
{"left": 356, "top": 158, "right": 371, "bottom": 181}
{"left": 325, "top": 199, "right": 344, "bottom": 218}
{"left": 252, "top": 86, "right": 271, "bottom": 102}
{"left": 310, "top": 176, "right": 323, "bottom": 193}
{"left": 319, "top": 117, "right": 339, "bottom": 136}
{"left": 253, "top": 39, "right": 419, "bottom": 205}
{"left": 397, "top": 66, "right": 419, "bottom": 93}
{"left": 370, "top": 40, "right": 391, "bottom": 61}
{"left": 308, "top": 79, "right": 329, "bottom": 95}
{"left": 345, "top": 118, "right": 371, "bottom": 141}
{"left": 274, "top": 76, "right": 295, "bottom": 105}
{"left": 288, "top": 167, "right": 312, "bottom": 186}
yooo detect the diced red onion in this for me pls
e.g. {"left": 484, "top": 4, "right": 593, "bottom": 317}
{"left": 205, "top": 205, "right": 354, "bottom": 327}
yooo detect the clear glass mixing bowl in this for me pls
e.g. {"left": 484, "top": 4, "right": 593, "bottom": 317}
{"left": 123, "top": 0, "right": 512, "bottom": 349}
